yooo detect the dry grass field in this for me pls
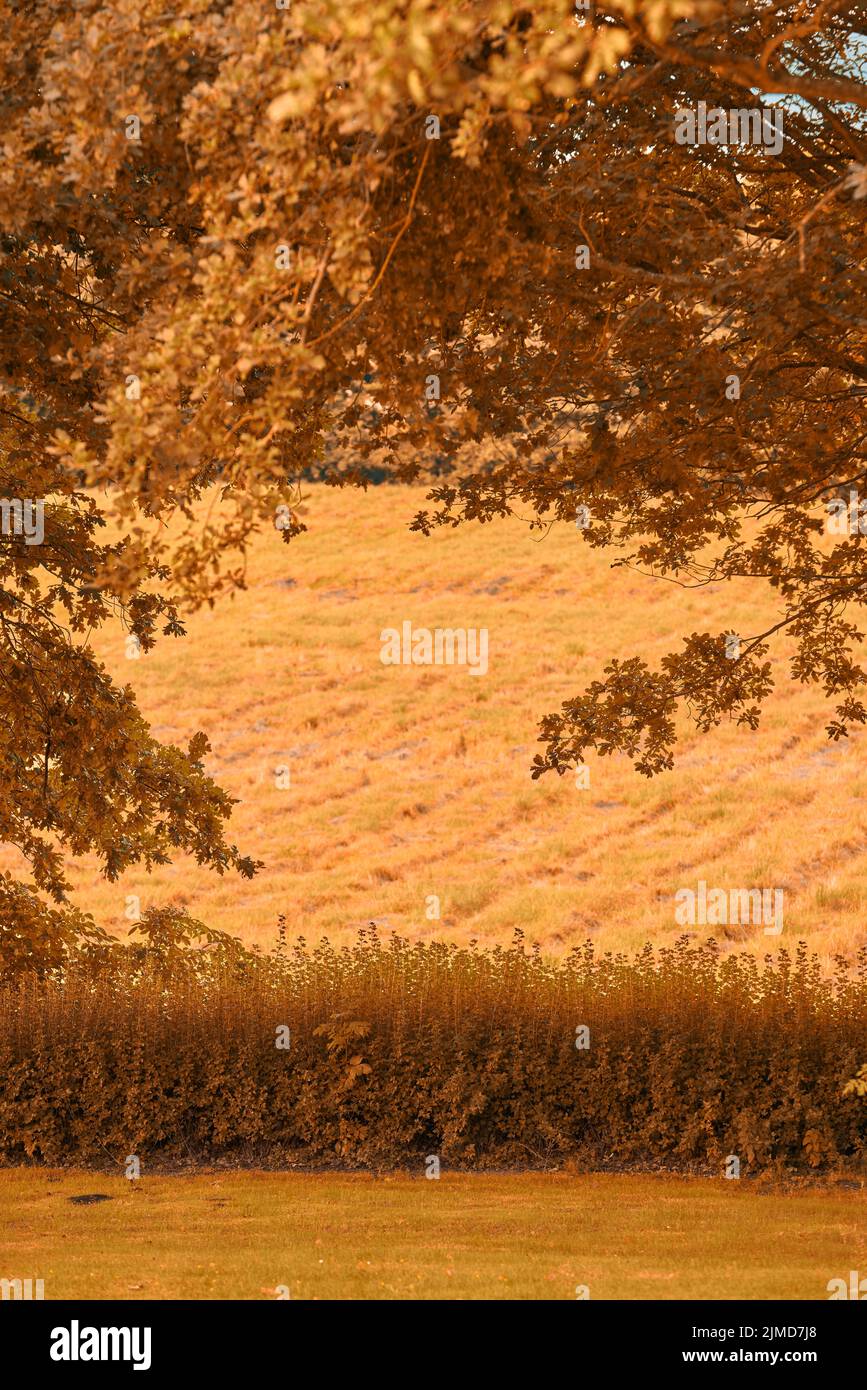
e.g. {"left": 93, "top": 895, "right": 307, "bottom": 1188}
{"left": 2, "top": 1168, "right": 863, "bottom": 1301}
{"left": 8, "top": 484, "right": 866, "bottom": 962}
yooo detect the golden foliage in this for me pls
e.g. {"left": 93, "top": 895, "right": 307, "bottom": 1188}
{"left": 0, "top": 1, "right": 865, "bottom": 952}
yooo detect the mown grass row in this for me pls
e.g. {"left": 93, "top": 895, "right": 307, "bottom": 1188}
{"left": 1, "top": 922, "right": 865, "bottom": 1173}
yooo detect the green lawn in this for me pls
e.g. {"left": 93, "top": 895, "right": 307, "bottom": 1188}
{"left": 2, "top": 1170, "right": 864, "bottom": 1300}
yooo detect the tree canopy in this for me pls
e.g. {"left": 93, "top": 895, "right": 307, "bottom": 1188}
{"left": 1, "top": 0, "right": 865, "bottom": 966}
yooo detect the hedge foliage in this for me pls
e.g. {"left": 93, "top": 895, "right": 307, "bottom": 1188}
{"left": 1, "top": 922, "right": 865, "bottom": 1174}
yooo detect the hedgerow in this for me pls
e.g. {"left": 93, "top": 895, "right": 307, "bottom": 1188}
{"left": 1, "top": 922, "right": 864, "bottom": 1174}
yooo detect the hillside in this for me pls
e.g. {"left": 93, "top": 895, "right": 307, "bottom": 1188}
{"left": 15, "top": 484, "right": 866, "bottom": 961}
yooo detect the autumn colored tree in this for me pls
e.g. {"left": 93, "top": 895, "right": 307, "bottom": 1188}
{"left": 0, "top": 0, "right": 865, "bottom": 965}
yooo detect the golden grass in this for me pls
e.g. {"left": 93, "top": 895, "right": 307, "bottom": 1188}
{"left": 1, "top": 1168, "right": 863, "bottom": 1300}
{"left": 8, "top": 484, "right": 867, "bottom": 960}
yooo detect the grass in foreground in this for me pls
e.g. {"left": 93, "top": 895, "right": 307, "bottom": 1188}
{"left": 1, "top": 1170, "right": 864, "bottom": 1301}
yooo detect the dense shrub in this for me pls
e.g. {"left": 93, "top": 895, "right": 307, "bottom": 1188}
{"left": 1, "top": 926, "right": 865, "bottom": 1174}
